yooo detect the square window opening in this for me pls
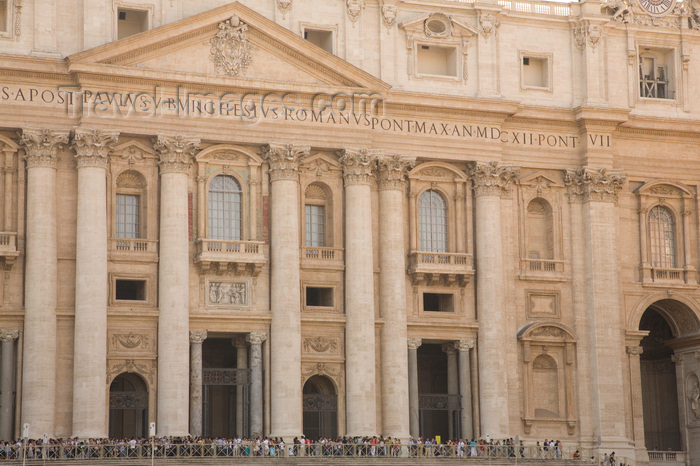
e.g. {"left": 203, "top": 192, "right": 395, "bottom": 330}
{"left": 116, "top": 279, "right": 147, "bottom": 301}
{"left": 117, "top": 8, "right": 148, "bottom": 40}
{"left": 304, "top": 29, "right": 333, "bottom": 54}
{"left": 639, "top": 49, "right": 675, "bottom": 100}
{"left": 417, "top": 45, "right": 457, "bottom": 77}
{"left": 0, "top": 1, "right": 8, "bottom": 33}
{"left": 423, "top": 293, "right": 454, "bottom": 313}
{"left": 306, "top": 287, "right": 333, "bottom": 307}
{"left": 523, "top": 56, "right": 548, "bottom": 88}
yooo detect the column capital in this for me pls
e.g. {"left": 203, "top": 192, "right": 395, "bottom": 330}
{"left": 376, "top": 154, "right": 415, "bottom": 191}
{"left": 72, "top": 129, "right": 119, "bottom": 169}
{"left": 20, "top": 128, "right": 70, "bottom": 169}
{"left": 564, "top": 167, "right": 626, "bottom": 203}
{"left": 454, "top": 339, "right": 475, "bottom": 351}
{"left": 154, "top": 134, "right": 200, "bottom": 174}
{"left": 189, "top": 330, "right": 208, "bottom": 344}
{"left": 261, "top": 143, "right": 309, "bottom": 181}
{"left": 626, "top": 345, "right": 643, "bottom": 356}
{"left": 0, "top": 329, "right": 19, "bottom": 343}
{"left": 232, "top": 336, "right": 248, "bottom": 349}
{"left": 467, "top": 161, "right": 519, "bottom": 197}
{"left": 338, "top": 148, "right": 377, "bottom": 186}
{"left": 407, "top": 337, "right": 422, "bottom": 350}
{"left": 247, "top": 331, "right": 268, "bottom": 345}
{"left": 442, "top": 342, "right": 457, "bottom": 355}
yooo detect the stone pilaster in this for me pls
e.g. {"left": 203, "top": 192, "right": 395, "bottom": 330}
{"left": 626, "top": 344, "right": 649, "bottom": 463}
{"left": 0, "top": 330, "right": 19, "bottom": 441}
{"left": 19, "top": 128, "right": 69, "bottom": 439}
{"left": 189, "top": 330, "right": 207, "bottom": 438}
{"left": 455, "top": 339, "right": 475, "bottom": 440}
{"left": 234, "top": 337, "right": 248, "bottom": 436}
{"left": 443, "top": 343, "right": 458, "bottom": 440}
{"left": 467, "top": 161, "right": 519, "bottom": 439}
{"left": 565, "top": 167, "right": 628, "bottom": 450}
{"left": 71, "top": 129, "right": 118, "bottom": 438}
{"left": 261, "top": 143, "right": 307, "bottom": 438}
{"left": 407, "top": 337, "right": 422, "bottom": 439}
{"left": 247, "top": 332, "right": 267, "bottom": 439}
{"left": 377, "top": 154, "right": 414, "bottom": 439}
{"left": 339, "top": 148, "right": 378, "bottom": 436}
{"left": 154, "top": 134, "right": 200, "bottom": 436}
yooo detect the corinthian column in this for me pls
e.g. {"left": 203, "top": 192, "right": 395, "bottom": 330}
{"left": 467, "top": 161, "right": 519, "bottom": 439}
{"left": 247, "top": 332, "right": 267, "bottom": 439}
{"left": 0, "top": 329, "right": 19, "bottom": 441}
{"left": 407, "top": 337, "right": 422, "bottom": 438}
{"left": 19, "top": 128, "right": 69, "bottom": 439}
{"left": 71, "top": 129, "right": 118, "bottom": 438}
{"left": 565, "top": 168, "right": 627, "bottom": 450}
{"left": 377, "top": 154, "right": 414, "bottom": 439}
{"left": 154, "top": 135, "right": 200, "bottom": 436}
{"left": 261, "top": 143, "right": 307, "bottom": 438}
{"left": 339, "top": 149, "right": 378, "bottom": 436}
{"left": 189, "top": 330, "right": 207, "bottom": 438}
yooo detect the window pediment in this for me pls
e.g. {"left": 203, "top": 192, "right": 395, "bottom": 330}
{"left": 399, "top": 13, "right": 477, "bottom": 40}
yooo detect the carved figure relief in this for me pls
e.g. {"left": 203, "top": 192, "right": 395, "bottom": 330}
{"left": 112, "top": 332, "right": 150, "bottom": 350}
{"left": 601, "top": 0, "right": 634, "bottom": 23}
{"left": 347, "top": 0, "right": 363, "bottom": 22}
{"left": 303, "top": 337, "right": 339, "bottom": 353}
{"left": 209, "top": 15, "right": 254, "bottom": 77}
{"left": 381, "top": 3, "right": 398, "bottom": 28}
{"left": 209, "top": 282, "right": 247, "bottom": 305}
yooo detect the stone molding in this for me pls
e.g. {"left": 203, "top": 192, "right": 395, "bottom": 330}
{"left": 564, "top": 167, "right": 626, "bottom": 203}
{"left": 376, "top": 154, "right": 415, "bottom": 191}
{"left": 247, "top": 331, "right": 268, "bottom": 345}
{"left": 467, "top": 161, "right": 520, "bottom": 197}
{"left": 407, "top": 337, "right": 422, "bottom": 350}
{"left": 454, "top": 339, "right": 475, "bottom": 351}
{"left": 261, "top": 143, "right": 309, "bottom": 181}
{"left": 20, "top": 128, "right": 70, "bottom": 169}
{"left": 338, "top": 148, "right": 376, "bottom": 186}
{"left": 0, "top": 329, "right": 19, "bottom": 343}
{"left": 190, "top": 330, "right": 208, "bottom": 344}
{"left": 154, "top": 135, "right": 200, "bottom": 174}
{"left": 72, "top": 129, "right": 119, "bottom": 169}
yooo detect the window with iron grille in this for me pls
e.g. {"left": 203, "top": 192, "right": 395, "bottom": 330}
{"left": 116, "top": 194, "right": 140, "bottom": 239}
{"left": 419, "top": 189, "right": 447, "bottom": 252}
{"left": 648, "top": 205, "right": 676, "bottom": 268}
{"left": 305, "top": 204, "right": 325, "bottom": 247}
{"left": 208, "top": 175, "right": 242, "bottom": 241}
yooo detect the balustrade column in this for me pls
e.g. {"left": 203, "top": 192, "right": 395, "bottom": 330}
{"left": 234, "top": 337, "right": 248, "bottom": 436}
{"left": 468, "top": 162, "right": 519, "bottom": 439}
{"left": 377, "top": 155, "right": 414, "bottom": 439}
{"left": 189, "top": 330, "right": 207, "bottom": 438}
{"left": 408, "top": 338, "right": 422, "bottom": 439}
{"left": 455, "top": 340, "right": 474, "bottom": 440}
{"left": 340, "top": 149, "right": 378, "bottom": 436}
{"left": 154, "top": 135, "right": 200, "bottom": 436}
{"left": 19, "top": 128, "right": 69, "bottom": 438}
{"left": 0, "top": 330, "right": 19, "bottom": 441}
{"left": 71, "top": 129, "right": 119, "bottom": 438}
{"left": 443, "top": 343, "right": 458, "bottom": 440}
{"left": 261, "top": 143, "right": 307, "bottom": 438}
{"left": 247, "top": 332, "right": 267, "bottom": 439}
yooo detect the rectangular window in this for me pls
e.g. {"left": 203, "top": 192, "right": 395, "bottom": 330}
{"left": 423, "top": 293, "right": 454, "bottom": 312}
{"left": 639, "top": 49, "right": 675, "bottom": 100}
{"left": 305, "top": 205, "right": 325, "bottom": 247}
{"left": 117, "top": 8, "right": 148, "bottom": 40}
{"left": 0, "top": 1, "right": 8, "bottom": 33}
{"left": 115, "top": 279, "right": 147, "bottom": 301}
{"left": 417, "top": 45, "right": 457, "bottom": 77}
{"left": 304, "top": 29, "right": 333, "bottom": 54}
{"left": 306, "top": 287, "right": 333, "bottom": 308}
{"left": 116, "top": 194, "right": 140, "bottom": 239}
{"left": 522, "top": 56, "right": 549, "bottom": 88}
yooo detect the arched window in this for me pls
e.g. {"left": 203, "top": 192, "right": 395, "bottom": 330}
{"left": 419, "top": 190, "right": 447, "bottom": 252}
{"left": 208, "top": 175, "right": 242, "bottom": 241}
{"left": 115, "top": 171, "right": 146, "bottom": 239}
{"left": 526, "top": 198, "right": 554, "bottom": 260}
{"left": 648, "top": 205, "right": 676, "bottom": 268}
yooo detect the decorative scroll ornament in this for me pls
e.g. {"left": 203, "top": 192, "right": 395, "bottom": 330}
{"left": 190, "top": 330, "right": 208, "bottom": 344}
{"left": 247, "top": 331, "right": 268, "bottom": 345}
{"left": 564, "top": 167, "right": 626, "bottom": 203}
{"left": 153, "top": 135, "right": 200, "bottom": 174}
{"left": 112, "top": 332, "right": 149, "bottom": 349}
{"left": 338, "top": 148, "right": 376, "bottom": 185}
{"left": 261, "top": 143, "right": 309, "bottom": 181}
{"left": 303, "top": 337, "right": 338, "bottom": 353}
{"left": 0, "top": 329, "right": 19, "bottom": 342}
{"left": 376, "top": 154, "right": 415, "bottom": 190}
{"left": 302, "top": 362, "right": 341, "bottom": 377}
{"left": 381, "top": 2, "right": 398, "bottom": 28}
{"left": 478, "top": 13, "right": 499, "bottom": 39}
{"left": 531, "top": 326, "right": 564, "bottom": 338}
{"left": 20, "top": 128, "right": 69, "bottom": 168}
{"left": 73, "top": 129, "right": 119, "bottom": 169}
{"left": 467, "top": 161, "right": 520, "bottom": 197}
{"left": 347, "top": 0, "right": 363, "bottom": 22}
{"left": 209, "top": 15, "right": 254, "bottom": 77}
{"left": 107, "top": 359, "right": 154, "bottom": 384}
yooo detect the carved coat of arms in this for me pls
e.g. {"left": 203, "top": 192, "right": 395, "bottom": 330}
{"left": 210, "top": 15, "right": 254, "bottom": 77}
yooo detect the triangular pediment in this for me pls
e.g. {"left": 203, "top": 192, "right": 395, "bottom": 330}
{"left": 68, "top": 2, "right": 389, "bottom": 91}
{"left": 519, "top": 171, "right": 562, "bottom": 188}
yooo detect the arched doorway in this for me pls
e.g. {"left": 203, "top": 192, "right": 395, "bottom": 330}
{"left": 109, "top": 373, "right": 148, "bottom": 439}
{"left": 303, "top": 375, "right": 337, "bottom": 440}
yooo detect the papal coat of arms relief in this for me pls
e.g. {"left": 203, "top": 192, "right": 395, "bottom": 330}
{"left": 209, "top": 15, "right": 254, "bottom": 77}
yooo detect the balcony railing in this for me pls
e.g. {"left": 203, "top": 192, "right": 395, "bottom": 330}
{"left": 0, "top": 232, "right": 18, "bottom": 270}
{"left": 111, "top": 238, "right": 157, "bottom": 253}
{"left": 196, "top": 239, "right": 266, "bottom": 276}
{"left": 302, "top": 247, "right": 341, "bottom": 260}
{"left": 521, "top": 259, "right": 565, "bottom": 273}
{"left": 648, "top": 450, "right": 685, "bottom": 463}
{"left": 408, "top": 251, "right": 474, "bottom": 287}
{"left": 641, "top": 265, "right": 694, "bottom": 285}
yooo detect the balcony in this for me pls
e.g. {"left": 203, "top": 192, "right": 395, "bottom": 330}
{"left": 518, "top": 258, "right": 569, "bottom": 282}
{"left": 0, "top": 232, "right": 18, "bottom": 271}
{"left": 641, "top": 265, "right": 696, "bottom": 286}
{"left": 109, "top": 238, "right": 159, "bottom": 263}
{"left": 301, "top": 246, "right": 344, "bottom": 270}
{"left": 648, "top": 451, "right": 685, "bottom": 465}
{"left": 407, "top": 251, "right": 474, "bottom": 287}
{"left": 196, "top": 239, "right": 266, "bottom": 276}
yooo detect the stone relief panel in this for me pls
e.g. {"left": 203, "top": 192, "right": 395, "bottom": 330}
{"left": 108, "top": 329, "right": 156, "bottom": 357}
{"left": 106, "top": 359, "right": 156, "bottom": 386}
{"left": 302, "top": 336, "right": 340, "bottom": 355}
{"left": 207, "top": 280, "right": 248, "bottom": 307}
